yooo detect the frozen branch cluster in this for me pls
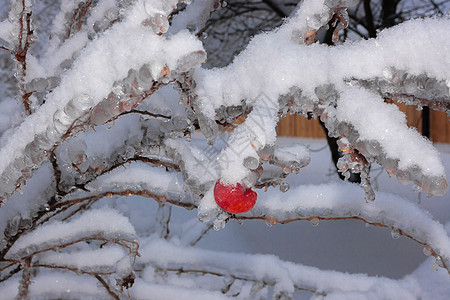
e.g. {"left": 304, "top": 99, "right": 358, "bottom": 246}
{"left": 0, "top": 0, "right": 449, "bottom": 298}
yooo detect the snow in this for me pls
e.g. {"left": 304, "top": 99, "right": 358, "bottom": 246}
{"left": 0, "top": 0, "right": 205, "bottom": 196}
{"left": 87, "top": 161, "right": 185, "bottom": 196}
{"left": 195, "top": 19, "right": 450, "bottom": 108}
{"left": 137, "top": 237, "right": 418, "bottom": 298}
{"left": 193, "top": 16, "right": 450, "bottom": 189}
{"left": 250, "top": 182, "right": 450, "bottom": 264}
{"left": 131, "top": 280, "right": 231, "bottom": 300}
{"left": 334, "top": 87, "right": 444, "bottom": 176}
{"left": 38, "top": 245, "right": 128, "bottom": 271}
{"left": 403, "top": 256, "right": 450, "bottom": 299}
{"left": 7, "top": 208, "right": 136, "bottom": 259}
{"left": 0, "top": 163, "right": 53, "bottom": 242}
{"left": 1, "top": 272, "right": 110, "bottom": 299}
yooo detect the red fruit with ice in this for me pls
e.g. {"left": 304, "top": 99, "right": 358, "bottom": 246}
{"left": 214, "top": 180, "right": 257, "bottom": 214}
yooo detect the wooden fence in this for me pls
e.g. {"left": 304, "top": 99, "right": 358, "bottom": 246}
{"left": 277, "top": 102, "right": 450, "bottom": 143}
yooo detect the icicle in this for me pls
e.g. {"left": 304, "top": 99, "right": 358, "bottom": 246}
{"left": 279, "top": 181, "right": 290, "bottom": 193}
{"left": 391, "top": 228, "right": 401, "bottom": 239}
{"left": 360, "top": 165, "right": 375, "bottom": 203}
{"left": 213, "top": 212, "right": 228, "bottom": 231}
{"left": 310, "top": 217, "right": 319, "bottom": 227}
{"left": 423, "top": 245, "right": 433, "bottom": 257}
{"left": 243, "top": 156, "right": 259, "bottom": 170}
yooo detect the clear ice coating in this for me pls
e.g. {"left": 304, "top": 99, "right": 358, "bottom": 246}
{"left": 243, "top": 156, "right": 259, "bottom": 170}
{"left": 325, "top": 0, "right": 359, "bottom": 7}
{"left": 423, "top": 245, "right": 433, "bottom": 257}
{"left": 53, "top": 110, "right": 73, "bottom": 134}
{"left": 329, "top": 116, "right": 448, "bottom": 199}
{"left": 279, "top": 181, "right": 290, "bottom": 193}
{"left": 213, "top": 212, "right": 229, "bottom": 231}
{"left": 391, "top": 228, "right": 401, "bottom": 239}
{"left": 310, "top": 217, "right": 320, "bottom": 227}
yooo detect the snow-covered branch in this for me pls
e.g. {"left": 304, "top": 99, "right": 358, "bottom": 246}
{"left": 235, "top": 183, "right": 450, "bottom": 273}
{"left": 136, "top": 237, "right": 425, "bottom": 299}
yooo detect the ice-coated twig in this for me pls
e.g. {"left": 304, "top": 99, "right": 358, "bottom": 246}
{"left": 154, "top": 203, "right": 172, "bottom": 239}
{"left": 2, "top": 209, "right": 139, "bottom": 295}
{"left": 353, "top": 68, "right": 450, "bottom": 114}
{"left": 324, "top": 87, "right": 448, "bottom": 196}
{"left": 95, "top": 275, "right": 120, "bottom": 300}
{"left": 36, "top": 188, "right": 196, "bottom": 231}
{"left": 7, "top": 0, "right": 35, "bottom": 115}
{"left": 16, "top": 256, "right": 31, "bottom": 300}
{"left": 48, "top": 0, "right": 93, "bottom": 45}
{"left": 178, "top": 219, "right": 214, "bottom": 246}
{"left": 34, "top": 246, "right": 129, "bottom": 275}
{"left": 165, "top": 138, "right": 219, "bottom": 195}
{"left": 5, "top": 208, "right": 138, "bottom": 259}
{"left": 173, "top": 72, "right": 218, "bottom": 145}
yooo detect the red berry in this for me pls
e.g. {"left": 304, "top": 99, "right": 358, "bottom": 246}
{"left": 214, "top": 180, "right": 257, "bottom": 214}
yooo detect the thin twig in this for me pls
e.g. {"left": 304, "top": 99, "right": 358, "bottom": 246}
{"left": 234, "top": 214, "right": 449, "bottom": 272}
{"left": 95, "top": 275, "right": 120, "bottom": 300}
{"left": 16, "top": 257, "right": 32, "bottom": 300}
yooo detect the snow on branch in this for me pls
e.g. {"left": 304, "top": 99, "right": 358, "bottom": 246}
{"left": 136, "top": 237, "right": 420, "bottom": 299}
{"left": 2, "top": 208, "right": 138, "bottom": 297}
{"left": 193, "top": 11, "right": 450, "bottom": 202}
{"left": 0, "top": 0, "right": 205, "bottom": 202}
{"left": 4, "top": 0, "right": 35, "bottom": 115}
{"left": 1, "top": 272, "right": 111, "bottom": 299}
{"left": 235, "top": 182, "right": 450, "bottom": 273}
{"left": 5, "top": 208, "right": 138, "bottom": 260}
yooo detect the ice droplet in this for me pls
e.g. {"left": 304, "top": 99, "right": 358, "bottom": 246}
{"left": 280, "top": 182, "right": 290, "bottom": 193}
{"left": 364, "top": 188, "right": 376, "bottom": 203}
{"left": 198, "top": 210, "right": 213, "bottom": 223}
{"left": 53, "top": 110, "right": 72, "bottom": 134}
{"left": 396, "top": 170, "right": 410, "bottom": 185}
{"left": 264, "top": 220, "right": 273, "bottom": 227}
{"left": 423, "top": 245, "right": 433, "bottom": 257}
{"left": 310, "top": 217, "right": 319, "bottom": 227}
{"left": 243, "top": 156, "right": 259, "bottom": 170}
{"left": 436, "top": 256, "right": 444, "bottom": 268}
{"left": 264, "top": 217, "right": 277, "bottom": 227}
{"left": 391, "top": 228, "right": 400, "bottom": 239}
{"left": 431, "top": 260, "right": 439, "bottom": 271}
{"left": 422, "top": 177, "right": 448, "bottom": 197}
{"left": 213, "top": 218, "right": 226, "bottom": 231}
{"left": 5, "top": 215, "right": 21, "bottom": 237}
{"left": 412, "top": 184, "right": 422, "bottom": 193}
{"left": 242, "top": 172, "right": 258, "bottom": 189}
